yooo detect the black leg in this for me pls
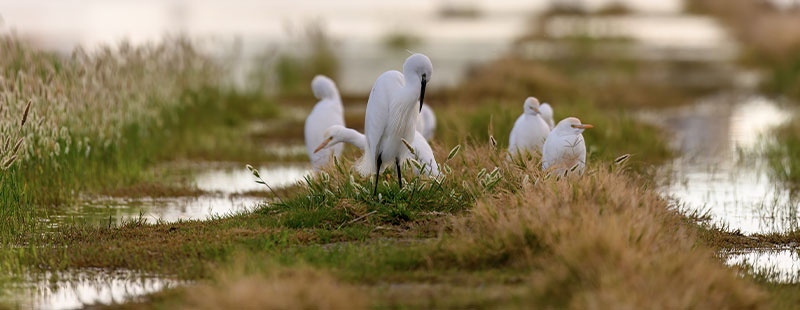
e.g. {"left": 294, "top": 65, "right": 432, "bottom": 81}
{"left": 373, "top": 153, "right": 382, "bottom": 196}
{"left": 396, "top": 158, "right": 403, "bottom": 189}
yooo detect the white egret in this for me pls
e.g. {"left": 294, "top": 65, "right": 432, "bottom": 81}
{"left": 540, "top": 102, "right": 555, "bottom": 129}
{"left": 416, "top": 103, "right": 437, "bottom": 140}
{"left": 316, "top": 126, "right": 439, "bottom": 177}
{"left": 542, "top": 117, "right": 593, "bottom": 175}
{"left": 304, "top": 75, "right": 345, "bottom": 170}
{"left": 357, "top": 53, "right": 433, "bottom": 194}
{"left": 508, "top": 97, "right": 551, "bottom": 157}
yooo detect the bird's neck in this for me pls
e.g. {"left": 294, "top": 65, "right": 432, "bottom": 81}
{"left": 341, "top": 129, "right": 367, "bottom": 150}
{"left": 403, "top": 74, "right": 421, "bottom": 102}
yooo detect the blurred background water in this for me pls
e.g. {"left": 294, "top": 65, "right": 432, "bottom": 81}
{"left": 0, "top": 0, "right": 732, "bottom": 93}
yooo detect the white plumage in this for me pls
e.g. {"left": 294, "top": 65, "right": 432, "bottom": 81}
{"left": 540, "top": 102, "right": 555, "bottom": 129}
{"left": 358, "top": 53, "right": 433, "bottom": 193}
{"left": 315, "top": 126, "right": 439, "bottom": 177}
{"left": 508, "top": 97, "right": 551, "bottom": 157}
{"left": 416, "top": 103, "right": 437, "bottom": 140}
{"left": 304, "top": 75, "right": 345, "bottom": 170}
{"left": 542, "top": 117, "right": 593, "bottom": 175}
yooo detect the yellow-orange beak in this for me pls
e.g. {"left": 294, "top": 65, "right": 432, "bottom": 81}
{"left": 571, "top": 124, "right": 593, "bottom": 129}
{"left": 314, "top": 137, "right": 333, "bottom": 153}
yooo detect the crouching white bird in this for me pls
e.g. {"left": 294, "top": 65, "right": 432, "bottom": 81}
{"left": 416, "top": 103, "right": 437, "bottom": 140}
{"left": 357, "top": 53, "right": 433, "bottom": 194}
{"left": 508, "top": 97, "right": 551, "bottom": 157}
{"left": 540, "top": 102, "right": 555, "bottom": 129}
{"left": 315, "top": 126, "right": 439, "bottom": 177}
{"left": 542, "top": 117, "right": 593, "bottom": 175}
{"left": 304, "top": 75, "right": 345, "bottom": 170}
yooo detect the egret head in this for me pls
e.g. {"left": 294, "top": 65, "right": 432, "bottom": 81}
{"left": 311, "top": 75, "right": 339, "bottom": 100}
{"left": 314, "top": 125, "right": 347, "bottom": 153}
{"left": 523, "top": 97, "right": 542, "bottom": 115}
{"left": 403, "top": 53, "right": 433, "bottom": 111}
{"left": 555, "top": 117, "right": 593, "bottom": 135}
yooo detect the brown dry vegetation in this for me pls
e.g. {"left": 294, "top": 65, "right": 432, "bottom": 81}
{"left": 433, "top": 160, "right": 764, "bottom": 308}
{"left": 181, "top": 266, "right": 366, "bottom": 310}
{"left": 17, "top": 142, "right": 800, "bottom": 309}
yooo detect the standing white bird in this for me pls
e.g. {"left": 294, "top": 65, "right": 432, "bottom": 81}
{"left": 315, "top": 126, "right": 439, "bottom": 177}
{"left": 508, "top": 97, "right": 551, "bottom": 157}
{"left": 540, "top": 102, "right": 555, "bottom": 129}
{"left": 304, "top": 75, "right": 345, "bottom": 170}
{"left": 542, "top": 117, "right": 593, "bottom": 175}
{"left": 416, "top": 103, "right": 437, "bottom": 140}
{"left": 358, "top": 53, "right": 433, "bottom": 194}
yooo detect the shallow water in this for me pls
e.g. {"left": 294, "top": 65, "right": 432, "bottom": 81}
{"left": 0, "top": 0, "right": 726, "bottom": 93}
{"left": 725, "top": 249, "right": 800, "bottom": 283}
{"left": 2, "top": 269, "right": 182, "bottom": 309}
{"left": 43, "top": 164, "right": 311, "bottom": 228}
{"left": 646, "top": 95, "right": 798, "bottom": 234}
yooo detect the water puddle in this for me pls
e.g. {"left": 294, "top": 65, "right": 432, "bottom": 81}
{"left": 43, "top": 163, "right": 311, "bottom": 228}
{"left": 2, "top": 269, "right": 182, "bottom": 309}
{"left": 725, "top": 249, "right": 800, "bottom": 283}
{"left": 645, "top": 94, "right": 798, "bottom": 234}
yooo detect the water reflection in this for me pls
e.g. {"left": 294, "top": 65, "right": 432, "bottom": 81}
{"left": 726, "top": 249, "right": 800, "bottom": 283}
{"left": 195, "top": 163, "right": 310, "bottom": 194}
{"left": 44, "top": 164, "right": 311, "bottom": 228}
{"left": 647, "top": 94, "right": 798, "bottom": 234}
{"left": 4, "top": 269, "right": 181, "bottom": 309}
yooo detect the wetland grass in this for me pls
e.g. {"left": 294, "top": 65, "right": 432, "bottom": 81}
{"left": 0, "top": 36, "right": 279, "bottom": 243}
{"left": 29, "top": 143, "right": 773, "bottom": 309}
{"left": 763, "top": 116, "right": 800, "bottom": 187}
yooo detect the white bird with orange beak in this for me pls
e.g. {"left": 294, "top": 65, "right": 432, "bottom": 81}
{"left": 542, "top": 117, "right": 593, "bottom": 175}
{"left": 508, "top": 97, "right": 551, "bottom": 157}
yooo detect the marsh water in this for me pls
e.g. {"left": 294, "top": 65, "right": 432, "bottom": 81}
{"left": 42, "top": 163, "right": 311, "bottom": 229}
{"left": 642, "top": 95, "right": 800, "bottom": 282}
{"left": 3, "top": 269, "right": 182, "bottom": 309}
{"left": 0, "top": 0, "right": 726, "bottom": 93}
{"left": 2, "top": 0, "right": 800, "bottom": 308}
{"left": 644, "top": 95, "right": 798, "bottom": 234}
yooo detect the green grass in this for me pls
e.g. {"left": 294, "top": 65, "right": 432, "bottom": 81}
{"left": 764, "top": 115, "right": 800, "bottom": 187}
{"left": 14, "top": 150, "right": 777, "bottom": 309}
{"left": 436, "top": 99, "right": 672, "bottom": 167}
{"left": 0, "top": 87, "right": 278, "bottom": 243}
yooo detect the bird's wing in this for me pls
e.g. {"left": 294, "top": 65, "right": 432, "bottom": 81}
{"left": 421, "top": 104, "right": 436, "bottom": 139}
{"left": 412, "top": 131, "right": 439, "bottom": 176}
{"left": 543, "top": 132, "right": 567, "bottom": 170}
{"left": 508, "top": 115, "right": 525, "bottom": 152}
{"left": 358, "top": 70, "right": 404, "bottom": 174}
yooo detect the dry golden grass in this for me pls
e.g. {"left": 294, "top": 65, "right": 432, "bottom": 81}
{"left": 181, "top": 267, "right": 366, "bottom": 310}
{"left": 429, "top": 150, "right": 765, "bottom": 309}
